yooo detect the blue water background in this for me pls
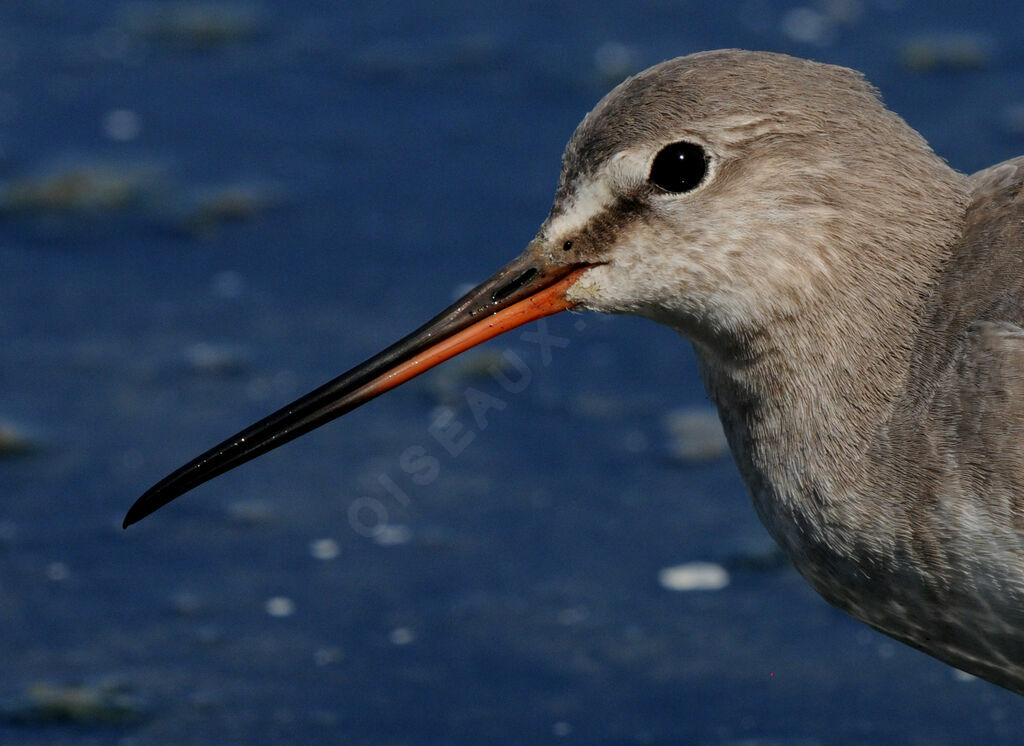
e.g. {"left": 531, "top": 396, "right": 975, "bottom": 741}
{"left": 1, "top": 1, "right": 1023, "bottom": 743}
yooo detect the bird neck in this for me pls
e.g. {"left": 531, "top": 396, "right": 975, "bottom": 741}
{"left": 690, "top": 313, "right": 909, "bottom": 586}
{"left": 689, "top": 197, "right": 970, "bottom": 569}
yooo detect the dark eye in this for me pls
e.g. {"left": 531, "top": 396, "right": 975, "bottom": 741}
{"left": 649, "top": 141, "right": 707, "bottom": 194}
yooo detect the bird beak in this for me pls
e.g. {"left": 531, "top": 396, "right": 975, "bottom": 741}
{"left": 123, "top": 250, "right": 592, "bottom": 528}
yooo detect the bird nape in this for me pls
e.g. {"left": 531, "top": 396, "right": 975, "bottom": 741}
{"left": 126, "top": 49, "right": 1024, "bottom": 696}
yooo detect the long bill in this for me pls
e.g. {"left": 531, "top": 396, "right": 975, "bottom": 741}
{"left": 123, "top": 252, "right": 592, "bottom": 528}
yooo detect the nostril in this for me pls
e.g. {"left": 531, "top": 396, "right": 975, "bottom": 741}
{"left": 491, "top": 267, "right": 538, "bottom": 303}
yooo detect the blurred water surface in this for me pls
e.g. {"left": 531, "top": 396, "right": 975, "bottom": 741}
{"left": 1, "top": 1, "right": 1023, "bottom": 743}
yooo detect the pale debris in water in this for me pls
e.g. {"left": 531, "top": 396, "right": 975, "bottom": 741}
{"left": 309, "top": 538, "right": 339, "bottom": 560}
{"left": 102, "top": 109, "right": 141, "bottom": 142}
{"left": 388, "top": 627, "right": 415, "bottom": 645}
{"left": 552, "top": 721, "right": 573, "bottom": 737}
{"left": 45, "top": 562, "right": 70, "bottom": 582}
{"left": 570, "top": 392, "right": 643, "bottom": 419}
{"left": 167, "top": 591, "right": 203, "bottom": 616}
{"left": 179, "top": 183, "right": 282, "bottom": 237}
{"left": 373, "top": 524, "right": 411, "bottom": 546}
{"left": 264, "top": 596, "right": 295, "bottom": 617}
{"left": 184, "top": 342, "right": 249, "bottom": 376}
{"left": 0, "top": 421, "right": 38, "bottom": 457}
{"left": 119, "top": 2, "right": 265, "bottom": 48}
{"left": 820, "top": 0, "right": 863, "bottom": 24}
{"left": 0, "top": 161, "right": 164, "bottom": 214}
{"left": 780, "top": 7, "right": 833, "bottom": 46}
{"left": 779, "top": 0, "right": 862, "bottom": 45}
{"left": 658, "top": 562, "right": 730, "bottom": 591}
{"left": 224, "top": 498, "right": 276, "bottom": 525}
{"left": 0, "top": 680, "right": 146, "bottom": 724}
{"left": 662, "top": 407, "right": 729, "bottom": 462}
{"left": 593, "top": 42, "right": 640, "bottom": 88}
{"left": 901, "top": 33, "right": 992, "bottom": 71}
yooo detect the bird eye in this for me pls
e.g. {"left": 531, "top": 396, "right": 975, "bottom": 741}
{"left": 649, "top": 141, "right": 707, "bottom": 194}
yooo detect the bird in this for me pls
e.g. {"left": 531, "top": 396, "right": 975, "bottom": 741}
{"left": 124, "top": 49, "right": 1024, "bottom": 694}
